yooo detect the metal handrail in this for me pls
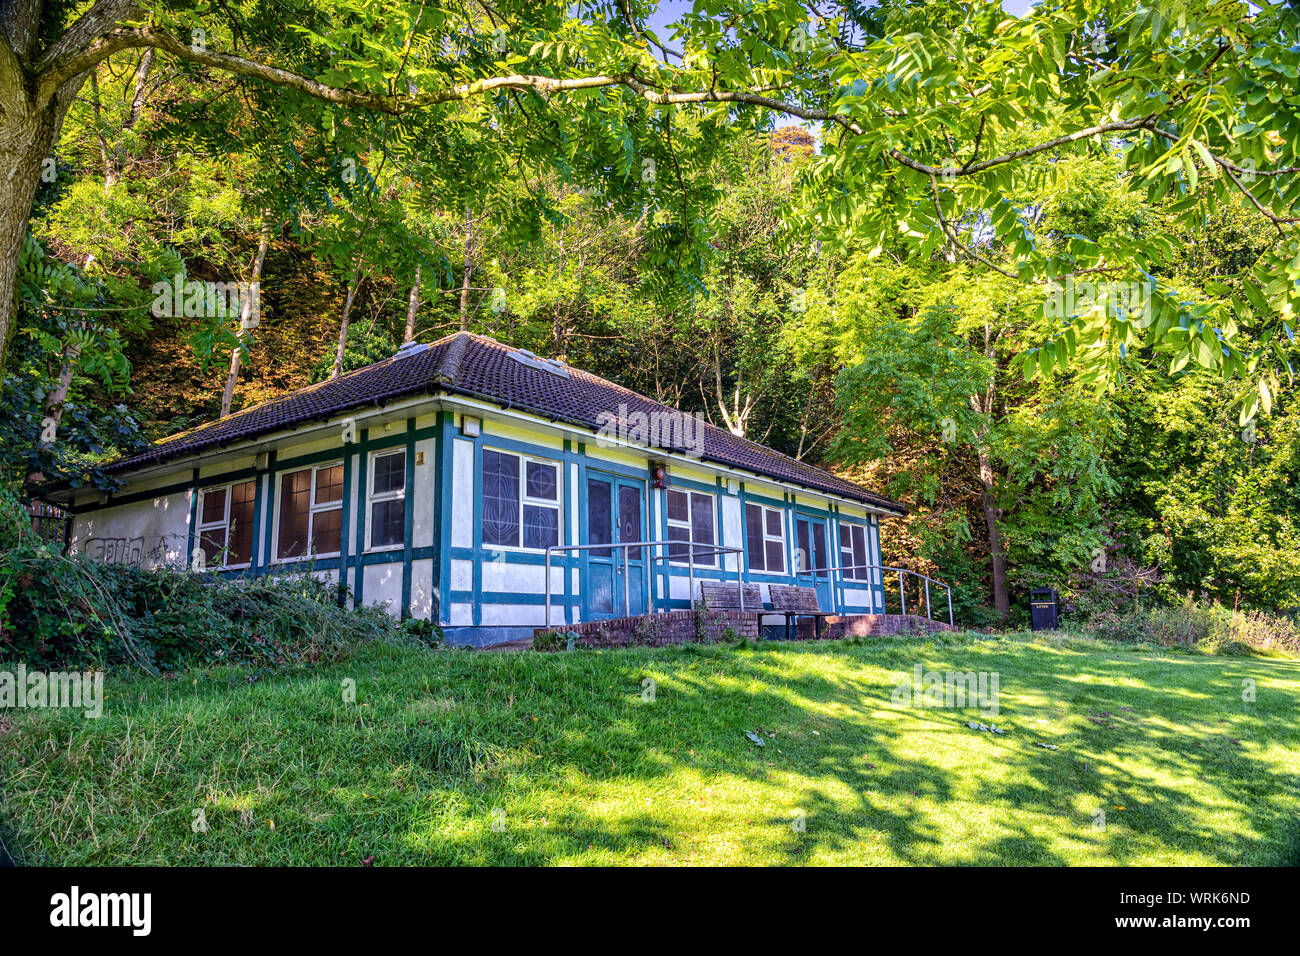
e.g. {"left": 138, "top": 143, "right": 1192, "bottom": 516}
{"left": 794, "top": 560, "right": 954, "bottom": 626}
{"left": 544, "top": 540, "right": 744, "bottom": 628}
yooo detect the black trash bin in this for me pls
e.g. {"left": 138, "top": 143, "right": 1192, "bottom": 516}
{"left": 1030, "top": 588, "right": 1058, "bottom": 630}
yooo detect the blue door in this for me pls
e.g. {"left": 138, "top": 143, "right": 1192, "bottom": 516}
{"left": 584, "top": 473, "right": 647, "bottom": 619}
{"left": 794, "top": 515, "right": 833, "bottom": 612}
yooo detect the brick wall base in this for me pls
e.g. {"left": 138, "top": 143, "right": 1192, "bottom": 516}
{"left": 534, "top": 609, "right": 760, "bottom": 650}
{"left": 788, "top": 613, "right": 957, "bottom": 640}
{"left": 535, "top": 610, "right": 952, "bottom": 650}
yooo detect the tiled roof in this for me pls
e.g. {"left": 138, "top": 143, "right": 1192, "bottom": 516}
{"left": 100, "top": 333, "right": 905, "bottom": 513}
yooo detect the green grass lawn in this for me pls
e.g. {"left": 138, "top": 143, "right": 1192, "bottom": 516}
{"left": 2, "top": 632, "right": 1298, "bottom": 865}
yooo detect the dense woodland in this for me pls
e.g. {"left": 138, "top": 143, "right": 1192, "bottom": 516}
{"left": 3, "top": 0, "right": 1299, "bottom": 628}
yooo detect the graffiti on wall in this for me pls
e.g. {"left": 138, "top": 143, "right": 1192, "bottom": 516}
{"left": 81, "top": 535, "right": 186, "bottom": 570}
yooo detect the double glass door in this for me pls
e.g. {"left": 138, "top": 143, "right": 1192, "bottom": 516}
{"left": 584, "top": 473, "right": 647, "bottom": 618}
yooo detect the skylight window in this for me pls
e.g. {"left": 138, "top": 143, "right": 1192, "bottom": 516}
{"left": 509, "top": 349, "right": 570, "bottom": 378}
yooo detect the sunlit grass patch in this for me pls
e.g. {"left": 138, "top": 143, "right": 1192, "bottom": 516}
{"left": 2, "top": 633, "right": 1297, "bottom": 866}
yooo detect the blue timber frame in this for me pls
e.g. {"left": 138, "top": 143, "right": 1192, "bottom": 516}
{"left": 76, "top": 402, "right": 895, "bottom": 642}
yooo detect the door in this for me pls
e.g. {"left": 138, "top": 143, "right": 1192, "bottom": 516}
{"left": 584, "top": 473, "right": 647, "bottom": 619}
{"left": 794, "top": 515, "right": 833, "bottom": 612}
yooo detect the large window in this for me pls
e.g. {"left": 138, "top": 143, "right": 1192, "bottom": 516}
{"left": 276, "top": 462, "right": 343, "bottom": 560}
{"left": 838, "top": 522, "right": 869, "bottom": 580}
{"left": 745, "top": 502, "right": 786, "bottom": 574}
{"left": 482, "top": 449, "right": 559, "bottom": 549}
{"left": 367, "top": 449, "right": 406, "bottom": 550}
{"left": 666, "top": 489, "right": 716, "bottom": 566}
{"left": 197, "top": 480, "right": 256, "bottom": 568}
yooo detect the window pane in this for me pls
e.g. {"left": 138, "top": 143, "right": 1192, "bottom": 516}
{"left": 765, "top": 508, "right": 782, "bottom": 537}
{"left": 796, "top": 520, "right": 810, "bottom": 573}
{"left": 315, "top": 465, "right": 343, "bottom": 505}
{"left": 201, "top": 487, "right": 227, "bottom": 525}
{"left": 482, "top": 450, "right": 520, "bottom": 547}
{"left": 228, "top": 481, "right": 256, "bottom": 565}
{"left": 312, "top": 507, "right": 341, "bottom": 555}
{"left": 525, "top": 461, "right": 557, "bottom": 500}
{"left": 667, "top": 524, "right": 690, "bottom": 562}
{"left": 666, "top": 489, "right": 688, "bottom": 523}
{"left": 812, "top": 523, "right": 828, "bottom": 574}
{"left": 852, "top": 526, "right": 868, "bottom": 580}
{"left": 586, "top": 478, "right": 611, "bottom": 557}
{"left": 745, "top": 503, "right": 764, "bottom": 571}
{"left": 618, "top": 485, "right": 642, "bottom": 562}
{"left": 765, "top": 539, "right": 785, "bottom": 574}
{"left": 523, "top": 504, "right": 558, "bottom": 549}
{"left": 277, "top": 470, "right": 311, "bottom": 559}
{"left": 617, "top": 486, "right": 641, "bottom": 542}
{"left": 199, "top": 528, "right": 226, "bottom": 566}
{"left": 690, "top": 493, "right": 715, "bottom": 565}
{"left": 373, "top": 451, "right": 405, "bottom": 495}
{"left": 371, "top": 498, "right": 405, "bottom": 548}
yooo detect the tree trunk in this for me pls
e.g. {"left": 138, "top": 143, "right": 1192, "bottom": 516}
{"left": 404, "top": 262, "right": 421, "bottom": 342}
{"left": 220, "top": 219, "right": 271, "bottom": 416}
{"left": 978, "top": 447, "right": 1010, "bottom": 618}
{"left": 712, "top": 343, "right": 754, "bottom": 437}
{"left": 106, "top": 47, "right": 153, "bottom": 190}
{"left": 0, "top": 0, "right": 133, "bottom": 373}
{"left": 0, "top": 104, "right": 58, "bottom": 378}
{"left": 331, "top": 268, "right": 360, "bottom": 379}
{"left": 26, "top": 321, "right": 85, "bottom": 485}
{"left": 458, "top": 207, "right": 473, "bottom": 330}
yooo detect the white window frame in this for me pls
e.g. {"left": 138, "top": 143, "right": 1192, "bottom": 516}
{"left": 747, "top": 501, "right": 787, "bottom": 574}
{"left": 365, "top": 448, "right": 407, "bottom": 552}
{"left": 482, "top": 448, "right": 561, "bottom": 552}
{"left": 273, "top": 460, "right": 344, "bottom": 562}
{"left": 838, "top": 521, "right": 870, "bottom": 581}
{"left": 196, "top": 479, "right": 256, "bottom": 569}
{"left": 868, "top": 517, "right": 882, "bottom": 587}
{"left": 665, "top": 488, "right": 716, "bottom": 567}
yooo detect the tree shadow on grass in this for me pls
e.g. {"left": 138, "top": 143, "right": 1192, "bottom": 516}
{"left": 3, "top": 636, "right": 1298, "bottom": 865}
{"left": 480, "top": 638, "right": 1300, "bottom": 865}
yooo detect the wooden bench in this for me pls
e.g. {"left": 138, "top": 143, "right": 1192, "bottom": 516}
{"left": 699, "top": 581, "right": 761, "bottom": 612}
{"left": 767, "top": 584, "right": 833, "bottom": 640}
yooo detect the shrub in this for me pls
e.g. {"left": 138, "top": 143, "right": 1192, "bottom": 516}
{"left": 399, "top": 617, "right": 445, "bottom": 647}
{"left": 532, "top": 629, "right": 577, "bottom": 652}
{"left": 1085, "top": 596, "right": 1298, "bottom": 655}
{"left": 0, "top": 486, "right": 30, "bottom": 550}
{"left": 0, "top": 545, "right": 421, "bottom": 672}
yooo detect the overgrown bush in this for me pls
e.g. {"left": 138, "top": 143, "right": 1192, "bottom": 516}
{"left": 0, "top": 486, "right": 30, "bottom": 551}
{"left": 399, "top": 616, "right": 445, "bottom": 647}
{"left": 0, "top": 545, "right": 435, "bottom": 672}
{"left": 1085, "top": 597, "right": 1299, "bottom": 655}
{"left": 533, "top": 629, "right": 577, "bottom": 652}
